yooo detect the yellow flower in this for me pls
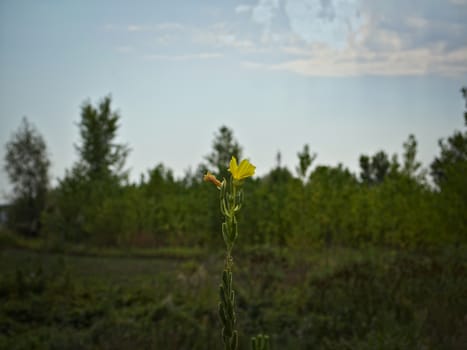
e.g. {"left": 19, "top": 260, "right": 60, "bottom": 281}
{"left": 229, "top": 156, "right": 256, "bottom": 181}
{"left": 204, "top": 171, "right": 222, "bottom": 188}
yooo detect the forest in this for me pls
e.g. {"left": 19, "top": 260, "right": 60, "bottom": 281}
{"left": 0, "top": 88, "right": 466, "bottom": 349}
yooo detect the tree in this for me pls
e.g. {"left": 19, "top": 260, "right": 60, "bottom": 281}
{"left": 43, "top": 96, "right": 130, "bottom": 244}
{"left": 402, "top": 134, "right": 422, "bottom": 179}
{"left": 431, "top": 87, "right": 467, "bottom": 187}
{"left": 372, "top": 151, "right": 390, "bottom": 183}
{"left": 296, "top": 144, "right": 316, "bottom": 182}
{"left": 430, "top": 87, "right": 467, "bottom": 243}
{"left": 76, "top": 95, "right": 130, "bottom": 181}
{"left": 359, "top": 155, "right": 372, "bottom": 184}
{"left": 359, "top": 151, "right": 390, "bottom": 185}
{"left": 4, "top": 117, "right": 50, "bottom": 235}
{"left": 252, "top": 165, "right": 297, "bottom": 246}
{"left": 205, "top": 126, "right": 242, "bottom": 180}
{"left": 307, "top": 165, "right": 358, "bottom": 246}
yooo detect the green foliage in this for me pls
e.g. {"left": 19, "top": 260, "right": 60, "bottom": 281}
{"left": 15, "top": 89, "right": 467, "bottom": 251}
{"left": 299, "top": 249, "right": 467, "bottom": 349}
{"left": 305, "top": 165, "right": 359, "bottom": 246}
{"left": 76, "top": 96, "right": 130, "bottom": 182}
{"left": 296, "top": 144, "right": 316, "bottom": 181}
{"left": 359, "top": 151, "right": 390, "bottom": 185}
{"left": 3, "top": 118, "right": 50, "bottom": 236}
{"left": 3, "top": 246, "right": 465, "bottom": 349}
{"left": 0, "top": 250, "right": 222, "bottom": 350}
{"left": 43, "top": 116, "right": 467, "bottom": 249}
{"left": 430, "top": 87, "right": 467, "bottom": 243}
{"left": 243, "top": 166, "right": 299, "bottom": 246}
{"left": 43, "top": 167, "right": 121, "bottom": 245}
{"left": 431, "top": 87, "right": 467, "bottom": 186}
{"left": 402, "top": 134, "right": 422, "bottom": 178}
{"left": 251, "top": 334, "right": 270, "bottom": 350}
{"left": 43, "top": 96, "right": 131, "bottom": 246}
{"left": 5, "top": 85, "right": 467, "bottom": 349}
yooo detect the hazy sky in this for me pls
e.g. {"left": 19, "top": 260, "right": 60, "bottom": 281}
{"left": 1, "top": 0, "right": 466, "bottom": 198}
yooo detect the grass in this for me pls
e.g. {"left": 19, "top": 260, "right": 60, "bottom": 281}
{"left": 0, "top": 229, "right": 207, "bottom": 260}
{"left": 1, "top": 242, "right": 466, "bottom": 349}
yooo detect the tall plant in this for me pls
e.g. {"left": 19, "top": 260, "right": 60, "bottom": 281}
{"left": 205, "top": 156, "right": 269, "bottom": 349}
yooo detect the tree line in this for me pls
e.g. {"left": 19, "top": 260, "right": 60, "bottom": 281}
{"left": 3, "top": 89, "right": 467, "bottom": 249}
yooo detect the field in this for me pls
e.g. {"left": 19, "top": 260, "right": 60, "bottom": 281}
{"left": 1, "top": 243, "right": 466, "bottom": 349}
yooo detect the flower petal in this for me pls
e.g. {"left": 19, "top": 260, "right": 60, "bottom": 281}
{"left": 229, "top": 156, "right": 239, "bottom": 177}
{"left": 231, "top": 158, "right": 256, "bottom": 180}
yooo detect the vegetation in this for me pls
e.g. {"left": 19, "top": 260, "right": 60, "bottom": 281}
{"left": 36, "top": 89, "right": 464, "bottom": 249}
{"left": 1, "top": 88, "right": 466, "bottom": 348}
{"left": 4, "top": 118, "right": 50, "bottom": 236}
{"left": 0, "top": 246, "right": 465, "bottom": 349}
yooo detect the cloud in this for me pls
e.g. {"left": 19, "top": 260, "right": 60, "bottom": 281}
{"left": 143, "top": 52, "right": 223, "bottom": 61}
{"left": 127, "top": 24, "right": 146, "bottom": 32}
{"left": 250, "top": 0, "right": 290, "bottom": 43}
{"left": 127, "top": 22, "right": 185, "bottom": 33}
{"left": 252, "top": 0, "right": 279, "bottom": 25}
{"left": 191, "top": 23, "right": 262, "bottom": 52}
{"left": 243, "top": 0, "right": 362, "bottom": 48}
{"left": 357, "top": 2, "right": 467, "bottom": 52}
{"left": 110, "top": 1, "right": 467, "bottom": 77}
{"left": 217, "top": 34, "right": 256, "bottom": 49}
{"left": 156, "top": 22, "right": 185, "bottom": 31}
{"left": 284, "top": 0, "right": 362, "bottom": 48}
{"left": 123, "top": 21, "right": 261, "bottom": 52}
{"left": 244, "top": 44, "right": 467, "bottom": 77}
{"left": 238, "top": 0, "right": 467, "bottom": 77}
{"left": 235, "top": 4, "right": 253, "bottom": 14}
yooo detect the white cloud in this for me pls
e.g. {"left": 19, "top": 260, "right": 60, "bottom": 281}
{"left": 127, "top": 24, "right": 147, "bottom": 32}
{"left": 156, "top": 22, "right": 185, "bottom": 31}
{"left": 252, "top": 0, "right": 279, "bottom": 25}
{"left": 405, "top": 16, "right": 429, "bottom": 30}
{"left": 192, "top": 23, "right": 262, "bottom": 52}
{"left": 218, "top": 34, "right": 255, "bottom": 49}
{"left": 143, "top": 52, "right": 223, "bottom": 61}
{"left": 235, "top": 4, "right": 252, "bottom": 14}
{"left": 238, "top": 0, "right": 467, "bottom": 77}
{"left": 250, "top": 0, "right": 282, "bottom": 42}
{"left": 127, "top": 23, "right": 184, "bottom": 33}
{"left": 244, "top": 44, "right": 467, "bottom": 77}
{"left": 284, "top": 0, "right": 362, "bottom": 48}
{"left": 113, "top": 1, "right": 467, "bottom": 77}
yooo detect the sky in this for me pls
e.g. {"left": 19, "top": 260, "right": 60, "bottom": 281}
{"left": 1, "top": 0, "right": 466, "bottom": 199}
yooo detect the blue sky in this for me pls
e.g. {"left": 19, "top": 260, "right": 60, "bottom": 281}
{"left": 1, "top": 0, "right": 466, "bottom": 198}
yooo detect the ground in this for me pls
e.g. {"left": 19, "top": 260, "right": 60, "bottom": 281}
{"left": 1, "top": 242, "right": 466, "bottom": 349}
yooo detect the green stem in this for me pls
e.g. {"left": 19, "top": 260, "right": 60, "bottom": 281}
{"left": 219, "top": 176, "right": 239, "bottom": 350}
{"left": 219, "top": 264, "right": 237, "bottom": 350}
